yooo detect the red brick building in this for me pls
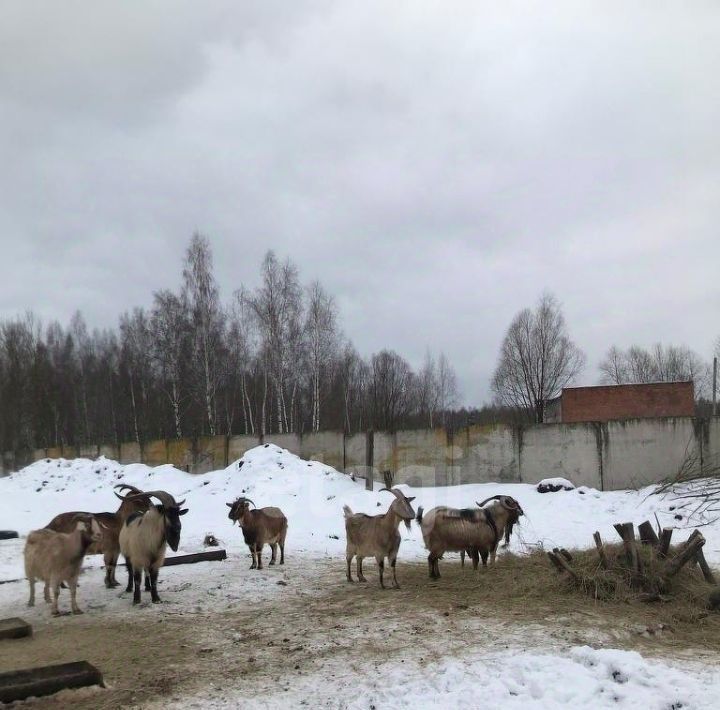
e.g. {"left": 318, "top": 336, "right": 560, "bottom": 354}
{"left": 544, "top": 381, "right": 695, "bottom": 424}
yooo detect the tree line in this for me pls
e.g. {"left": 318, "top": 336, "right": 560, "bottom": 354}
{"left": 0, "top": 235, "right": 459, "bottom": 454}
{"left": 2, "top": 235, "right": 717, "bottom": 455}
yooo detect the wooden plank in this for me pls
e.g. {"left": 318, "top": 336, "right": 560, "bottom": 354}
{"left": 0, "top": 531, "right": 18, "bottom": 540}
{"left": 0, "top": 661, "right": 104, "bottom": 704}
{"left": 0, "top": 618, "right": 32, "bottom": 640}
{"left": 162, "top": 549, "right": 227, "bottom": 567}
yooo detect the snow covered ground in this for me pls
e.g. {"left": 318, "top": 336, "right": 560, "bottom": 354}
{"left": 1, "top": 445, "right": 719, "bottom": 708}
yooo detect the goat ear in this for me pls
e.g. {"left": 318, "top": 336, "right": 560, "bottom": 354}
{"left": 406, "top": 496, "right": 416, "bottom": 502}
{"left": 226, "top": 502, "right": 233, "bottom": 507}
{"left": 179, "top": 508, "right": 189, "bottom": 516}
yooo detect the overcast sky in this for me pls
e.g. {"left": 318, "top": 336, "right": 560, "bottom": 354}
{"left": 1, "top": 1, "right": 719, "bottom": 405}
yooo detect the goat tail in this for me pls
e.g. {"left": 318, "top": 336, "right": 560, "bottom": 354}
{"left": 342, "top": 504, "right": 353, "bottom": 519}
{"left": 416, "top": 506, "right": 424, "bottom": 525}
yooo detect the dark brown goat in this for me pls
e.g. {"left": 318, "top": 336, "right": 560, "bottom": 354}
{"left": 44, "top": 484, "right": 150, "bottom": 588}
{"left": 226, "top": 497, "right": 288, "bottom": 570}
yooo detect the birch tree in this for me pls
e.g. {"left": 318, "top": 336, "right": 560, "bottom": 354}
{"left": 183, "top": 233, "right": 225, "bottom": 436}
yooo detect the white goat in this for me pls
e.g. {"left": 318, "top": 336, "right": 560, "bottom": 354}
{"left": 117, "top": 489, "right": 187, "bottom": 605}
{"left": 344, "top": 488, "right": 416, "bottom": 589}
{"left": 24, "top": 515, "right": 102, "bottom": 616}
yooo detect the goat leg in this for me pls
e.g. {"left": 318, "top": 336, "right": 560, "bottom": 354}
{"left": 69, "top": 577, "right": 83, "bottom": 614}
{"left": 144, "top": 573, "right": 151, "bottom": 592}
{"left": 358, "top": 557, "right": 368, "bottom": 582}
{"left": 377, "top": 557, "right": 386, "bottom": 589}
{"left": 346, "top": 554, "right": 355, "bottom": 583}
{"left": 269, "top": 543, "right": 277, "bottom": 565}
{"left": 256, "top": 544, "right": 263, "bottom": 570}
{"left": 149, "top": 568, "right": 161, "bottom": 603}
{"left": 132, "top": 568, "right": 142, "bottom": 605}
{"left": 390, "top": 557, "right": 400, "bottom": 589}
{"left": 125, "top": 560, "right": 134, "bottom": 593}
{"left": 249, "top": 545, "right": 257, "bottom": 569}
{"left": 104, "top": 549, "right": 121, "bottom": 588}
{"left": 51, "top": 578, "right": 61, "bottom": 616}
{"left": 27, "top": 577, "right": 36, "bottom": 607}
{"left": 279, "top": 542, "right": 285, "bottom": 565}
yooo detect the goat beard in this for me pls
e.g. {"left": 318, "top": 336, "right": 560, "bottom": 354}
{"left": 404, "top": 520, "right": 412, "bottom": 531}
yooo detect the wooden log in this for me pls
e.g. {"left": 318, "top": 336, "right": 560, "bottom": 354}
{"left": 0, "top": 531, "right": 19, "bottom": 540}
{"left": 665, "top": 531, "right": 705, "bottom": 578}
{"left": 162, "top": 549, "right": 227, "bottom": 567}
{"left": 0, "top": 618, "right": 32, "bottom": 640}
{"left": 548, "top": 551, "right": 579, "bottom": 581}
{"left": 658, "top": 528, "right": 673, "bottom": 558}
{"left": 638, "top": 521, "right": 660, "bottom": 547}
{"left": 593, "top": 531, "right": 608, "bottom": 569}
{"left": 0, "top": 661, "right": 104, "bottom": 704}
{"left": 695, "top": 548, "right": 716, "bottom": 585}
{"left": 547, "top": 551, "right": 565, "bottom": 573}
{"left": 558, "top": 548, "right": 573, "bottom": 562}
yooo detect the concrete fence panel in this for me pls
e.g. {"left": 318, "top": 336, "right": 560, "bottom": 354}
{"left": 142, "top": 439, "right": 168, "bottom": 467}
{"left": 264, "top": 434, "right": 302, "bottom": 456}
{"left": 167, "top": 438, "right": 194, "bottom": 470}
{"left": 98, "top": 444, "right": 120, "bottom": 460}
{"left": 301, "top": 431, "right": 344, "bottom": 471}
{"left": 453, "top": 425, "right": 518, "bottom": 485}
{"left": 228, "top": 435, "right": 261, "bottom": 464}
{"left": 119, "top": 442, "right": 142, "bottom": 465}
{"left": 603, "top": 418, "right": 698, "bottom": 490}
{"left": 194, "top": 436, "right": 228, "bottom": 474}
{"left": 520, "top": 423, "right": 601, "bottom": 489}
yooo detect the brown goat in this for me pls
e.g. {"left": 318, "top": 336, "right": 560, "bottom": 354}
{"left": 44, "top": 483, "right": 149, "bottom": 588}
{"left": 226, "top": 497, "right": 288, "bottom": 570}
{"left": 417, "top": 495, "right": 523, "bottom": 578}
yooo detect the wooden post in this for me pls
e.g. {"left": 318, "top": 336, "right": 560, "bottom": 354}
{"left": 593, "top": 531, "right": 608, "bottom": 569}
{"left": 658, "top": 528, "right": 673, "bottom": 558}
{"left": 614, "top": 522, "right": 642, "bottom": 573}
{"left": 694, "top": 548, "right": 716, "bottom": 585}
{"left": 665, "top": 530, "right": 705, "bottom": 578}
{"left": 638, "top": 521, "right": 660, "bottom": 547}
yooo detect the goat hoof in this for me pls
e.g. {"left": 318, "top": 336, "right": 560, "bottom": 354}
{"left": 152, "top": 598, "right": 162, "bottom": 604}
{"left": 346, "top": 577, "right": 355, "bottom": 583}
{"left": 269, "top": 561, "right": 276, "bottom": 566}
{"left": 72, "top": 609, "right": 84, "bottom": 615}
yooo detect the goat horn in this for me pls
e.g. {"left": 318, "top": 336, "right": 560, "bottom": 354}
{"left": 379, "top": 488, "right": 404, "bottom": 500}
{"left": 114, "top": 483, "right": 144, "bottom": 494}
{"left": 476, "top": 495, "right": 502, "bottom": 507}
{"left": 131, "top": 490, "right": 179, "bottom": 509}
{"left": 245, "top": 499, "right": 256, "bottom": 508}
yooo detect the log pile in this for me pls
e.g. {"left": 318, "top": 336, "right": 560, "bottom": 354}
{"left": 547, "top": 520, "right": 717, "bottom": 602}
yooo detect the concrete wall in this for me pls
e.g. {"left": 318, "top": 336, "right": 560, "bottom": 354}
{"left": 5, "top": 416, "right": 719, "bottom": 489}
{"left": 520, "top": 423, "right": 601, "bottom": 489}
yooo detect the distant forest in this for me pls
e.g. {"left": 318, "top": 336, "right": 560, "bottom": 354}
{"left": 0, "top": 235, "right": 499, "bottom": 454}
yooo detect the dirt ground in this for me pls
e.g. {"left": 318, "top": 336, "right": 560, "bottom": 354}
{"left": 2, "top": 556, "right": 719, "bottom": 709}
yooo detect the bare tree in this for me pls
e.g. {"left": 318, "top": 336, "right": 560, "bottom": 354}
{"left": 248, "top": 251, "right": 302, "bottom": 433}
{"left": 305, "top": 281, "right": 338, "bottom": 431}
{"left": 598, "top": 343, "right": 709, "bottom": 396}
{"left": 436, "top": 352, "right": 459, "bottom": 427}
{"left": 491, "top": 292, "right": 585, "bottom": 422}
{"left": 183, "top": 233, "right": 225, "bottom": 436}
{"left": 228, "top": 288, "right": 257, "bottom": 435}
{"left": 151, "top": 290, "right": 191, "bottom": 439}
{"left": 370, "top": 350, "right": 414, "bottom": 431}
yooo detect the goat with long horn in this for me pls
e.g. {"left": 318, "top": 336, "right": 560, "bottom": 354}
{"left": 117, "top": 489, "right": 188, "bottom": 605}
{"left": 343, "top": 487, "right": 416, "bottom": 589}
{"left": 226, "top": 496, "right": 288, "bottom": 570}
